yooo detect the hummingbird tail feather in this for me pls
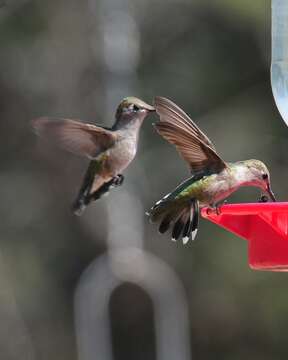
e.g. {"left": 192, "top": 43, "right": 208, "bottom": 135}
{"left": 87, "top": 178, "right": 116, "bottom": 202}
{"left": 182, "top": 200, "right": 199, "bottom": 243}
{"left": 72, "top": 175, "right": 106, "bottom": 215}
{"left": 148, "top": 192, "right": 199, "bottom": 244}
{"left": 172, "top": 208, "right": 189, "bottom": 241}
{"left": 71, "top": 161, "right": 103, "bottom": 216}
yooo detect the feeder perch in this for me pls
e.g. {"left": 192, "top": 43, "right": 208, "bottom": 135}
{"left": 201, "top": 203, "right": 288, "bottom": 271}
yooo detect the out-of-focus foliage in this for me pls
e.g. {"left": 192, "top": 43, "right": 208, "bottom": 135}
{"left": 0, "top": 0, "right": 287, "bottom": 359}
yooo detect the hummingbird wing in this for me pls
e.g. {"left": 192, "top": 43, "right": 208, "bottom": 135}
{"left": 32, "top": 117, "right": 116, "bottom": 159}
{"left": 154, "top": 97, "right": 227, "bottom": 174}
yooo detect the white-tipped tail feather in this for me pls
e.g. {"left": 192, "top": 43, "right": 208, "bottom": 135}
{"left": 191, "top": 229, "right": 198, "bottom": 241}
{"left": 148, "top": 192, "right": 199, "bottom": 244}
{"left": 182, "top": 236, "right": 189, "bottom": 245}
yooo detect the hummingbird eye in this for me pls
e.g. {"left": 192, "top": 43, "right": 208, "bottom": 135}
{"left": 262, "top": 173, "right": 268, "bottom": 180}
{"left": 126, "top": 104, "right": 140, "bottom": 113}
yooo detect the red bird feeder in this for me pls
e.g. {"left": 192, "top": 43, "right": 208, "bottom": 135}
{"left": 201, "top": 203, "right": 288, "bottom": 271}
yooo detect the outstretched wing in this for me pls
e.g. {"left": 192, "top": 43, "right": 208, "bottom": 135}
{"left": 154, "top": 96, "right": 227, "bottom": 174}
{"left": 32, "top": 117, "right": 116, "bottom": 159}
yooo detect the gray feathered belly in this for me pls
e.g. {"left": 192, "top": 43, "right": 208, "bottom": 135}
{"left": 106, "top": 137, "right": 137, "bottom": 175}
{"left": 199, "top": 171, "right": 241, "bottom": 206}
{"left": 202, "top": 183, "right": 238, "bottom": 206}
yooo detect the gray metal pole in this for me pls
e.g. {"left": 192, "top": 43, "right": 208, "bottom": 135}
{"left": 75, "top": 1, "right": 192, "bottom": 359}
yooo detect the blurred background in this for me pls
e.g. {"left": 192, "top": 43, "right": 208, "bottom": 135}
{"left": 0, "top": 0, "right": 287, "bottom": 359}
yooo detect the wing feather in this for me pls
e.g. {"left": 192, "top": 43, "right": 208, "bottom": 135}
{"left": 32, "top": 117, "right": 116, "bottom": 159}
{"left": 154, "top": 97, "right": 226, "bottom": 174}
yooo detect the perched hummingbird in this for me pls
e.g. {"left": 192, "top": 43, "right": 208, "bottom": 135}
{"left": 148, "top": 97, "right": 276, "bottom": 244}
{"left": 32, "top": 97, "right": 155, "bottom": 215}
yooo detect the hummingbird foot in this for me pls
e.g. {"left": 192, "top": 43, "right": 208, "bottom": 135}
{"left": 258, "top": 194, "right": 269, "bottom": 203}
{"left": 215, "top": 204, "right": 222, "bottom": 215}
{"left": 207, "top": 201, "right": 227, "bottom": 215}
{"left": 85, "top": 175, "right": 124, "bottom": 205}
{"left": 111, "top": 174, "right": 124, "bottom": 187}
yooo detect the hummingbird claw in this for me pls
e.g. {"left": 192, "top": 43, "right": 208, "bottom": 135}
{"left": 207, "top": 203, "right": 222, "bottom": 215}
{"left": 259, "top": 194, "right": 269, "bottom": 203}
{"left": 112, "top": 174, "right": 124, "bottom": 187}
{"left": 215, "top": 203, "right": 225, "bottom": 215}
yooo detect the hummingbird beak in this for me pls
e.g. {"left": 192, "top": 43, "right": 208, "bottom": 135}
{"left": 142, "top": 102, "right": 155, "bottom": 113}
{"left": 265, "top": 183, "right": 276, "bottom": 202}
{"left": 139, "top": 105, "right": 155, "bottom": 115}
{"left": 146, "top": 105, "right": 155, "bottom": 113}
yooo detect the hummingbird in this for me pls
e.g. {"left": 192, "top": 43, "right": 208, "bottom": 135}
{"left": 148, "top": 96, "right": 276, "bottom": 244}
{"left": 32, "top": 97, "right": 155, "bottom": 215}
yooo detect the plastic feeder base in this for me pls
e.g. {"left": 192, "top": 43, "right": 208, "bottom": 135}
{"left": 201, "top": 203, "right": 288, "bottom": 271}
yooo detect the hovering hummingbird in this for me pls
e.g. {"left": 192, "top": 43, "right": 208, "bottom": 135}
{"left": 32, "top": 97, "right": 155, "bottom": 215}
{"left": 148, "top": 97, "right": 276, "bottom": 244}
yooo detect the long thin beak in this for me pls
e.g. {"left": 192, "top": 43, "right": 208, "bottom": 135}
{"left": 143, "top": 103, "right": 155, "bottom": 112}
{"left": 147, "top": 106, "right": 156, "bottom": 112}
{"left": 141, "top": 106, "right": 155, "bottom": 114}
{"left": 265, "top": 184, "right": 276, "bottom": 202}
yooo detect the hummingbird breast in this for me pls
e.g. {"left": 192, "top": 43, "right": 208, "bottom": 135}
{"left": 181, "top": 168, "right": 241, "bottom": 207}
{"left": 104, "top": 134, "right": 138, "bottom": 176}
{"left": 197, "top": 165, "right": 252, "bottom": 206}
{"left": 202, "top": 171, "right": 235, "bottom": 205}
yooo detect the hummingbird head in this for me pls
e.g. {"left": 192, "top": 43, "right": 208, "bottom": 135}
{"left": 245, "top": 159, "right": 276, "bottom": 201}
{"left": 113, "top": 97, "right": 155, "bottom": 129}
